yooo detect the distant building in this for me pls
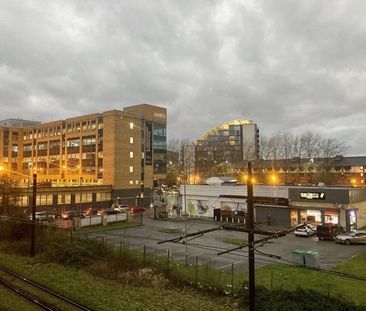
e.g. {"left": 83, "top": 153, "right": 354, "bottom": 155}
{"left": 195, "top": 120, "right": 259, "bottom": 178}
{"left": 0, "top": 103, "right": 167, "bottom": 209}
{"left": 254, "top": 155, "right": 366, "bottom": 186}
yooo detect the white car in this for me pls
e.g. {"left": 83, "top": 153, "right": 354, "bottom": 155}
{"left": 294, "top": 224, "right": 316, "bottom": 237}
{"left": 28, "top": 211, "right": 50, "bottom": 221}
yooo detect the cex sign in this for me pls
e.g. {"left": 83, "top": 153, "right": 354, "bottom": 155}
{"left": 300, "top": 192, "right": 326, "bottom": 200}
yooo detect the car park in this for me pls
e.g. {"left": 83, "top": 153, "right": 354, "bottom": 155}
{"left": 316, "top": 224, "right": 345, "bottom": 240}
{"left": 335, "top": 231, "right": 366, "bottom": 245}
{"left": 294, "top": 224, "right": 316, "bottom": 237}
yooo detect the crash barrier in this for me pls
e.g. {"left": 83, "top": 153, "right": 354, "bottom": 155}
{"left": 292, "top": 249, "right": 319, "bottom": 268}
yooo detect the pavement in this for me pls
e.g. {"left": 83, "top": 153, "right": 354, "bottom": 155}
{"left": 87, "top": 217, "right": 365, "bottom": 273}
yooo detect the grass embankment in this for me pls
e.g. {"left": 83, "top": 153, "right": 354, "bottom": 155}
{"left": 253, "top": 253, "right": 366, "bottom": 306}
{"left": 224, "top": 238, "right": 248, "bottom": 245}
{"left": 0, "top": 253, "right": 236, "bottom": 311}
{"left": 157, "top": 227, "right": 183, "bottom": 234}
{"left": 78, "top": 220, "right": 140, "bottom": 233}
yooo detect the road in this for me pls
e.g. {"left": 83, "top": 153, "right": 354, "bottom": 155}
{"left": 88, "top": 217, "right": 365, "bottom": 273}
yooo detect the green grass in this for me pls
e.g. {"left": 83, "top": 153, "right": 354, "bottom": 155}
{"left": 0, "top": 253, "right": 235, "bottom": 311}
{"left": 0, "top": 285, "right": 40, "bottom": 311}
{"left": 253, "top": 252, "right": 366, "bottom": 305}
{"left": 77, "top": 221, "right": 140, "bottom": 233}
{"left": 224, "top": 238, "right": 248, "bottom": 245}
{"left": 157, "top": 227, "right": 183, "bottom": 234}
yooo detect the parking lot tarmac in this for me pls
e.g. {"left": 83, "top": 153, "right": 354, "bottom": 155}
{"left": 89, "top": 217, "right": 365, "bottom": 273}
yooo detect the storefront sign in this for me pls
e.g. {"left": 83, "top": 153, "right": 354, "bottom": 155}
{"left": 300, "top": 192, "right": 326, "bottom": 200}
{"left": 145, "top": 121, "right": 153, "bottom": 165}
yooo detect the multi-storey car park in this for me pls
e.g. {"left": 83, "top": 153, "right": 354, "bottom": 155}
{"left": 0, "top": 104, "right": 167, "bottom": 213}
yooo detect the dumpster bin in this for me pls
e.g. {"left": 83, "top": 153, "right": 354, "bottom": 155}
{"left": 304, "top": 250, "right": 319, "bottom": 268}
{"left": 292, "top": 249, "right": 306, "bottom": 266}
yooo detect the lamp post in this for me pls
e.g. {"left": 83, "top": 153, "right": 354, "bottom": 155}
{"left": 30, "top": 173, "right": 37, "bottom": 257}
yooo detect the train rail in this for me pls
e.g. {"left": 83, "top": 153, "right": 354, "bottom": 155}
{"left": 0, "top": 265, "right": 93, "bottom": 311}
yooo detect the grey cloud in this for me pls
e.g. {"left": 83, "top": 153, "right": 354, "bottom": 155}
{"left": 0, "top": 0, "right": 366, "bottom": 154}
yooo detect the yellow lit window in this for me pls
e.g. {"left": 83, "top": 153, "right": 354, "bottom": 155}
{"left": 129, "top": 122, "right": 134, "bottom": 129}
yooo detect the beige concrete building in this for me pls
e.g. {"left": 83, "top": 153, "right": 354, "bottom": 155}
{"left": 0, "top": 104, "right": 167, "bottom": 209}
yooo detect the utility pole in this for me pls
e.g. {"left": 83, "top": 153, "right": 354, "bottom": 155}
{"left": 30, "top": 173, "right": 37, "bottom": 257}
{"left": 247, "top": 162, "right": 255, "bottom": 311}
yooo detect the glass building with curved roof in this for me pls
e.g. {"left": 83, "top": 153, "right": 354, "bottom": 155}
{"left": 195, "top": 120, "right": 259, "bottom": 178}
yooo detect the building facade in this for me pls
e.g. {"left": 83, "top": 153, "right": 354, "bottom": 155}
{"left": 195, "top": 120, "right": 259, "bottom": 178}
{"left": 0, "top": 104, "right": 167, "bottom": 208}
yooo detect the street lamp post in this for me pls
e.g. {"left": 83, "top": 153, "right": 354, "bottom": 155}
{"left": 30, "top": 173, "right": 37, "bottom": 257}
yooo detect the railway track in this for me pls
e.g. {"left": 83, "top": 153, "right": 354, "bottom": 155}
{"left": 0, "top": 265, "right": 93, "bottom": 311}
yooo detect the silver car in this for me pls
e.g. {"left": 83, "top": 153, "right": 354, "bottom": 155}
{"left": 335, "top": 231, "right": 366, "bottom": 245}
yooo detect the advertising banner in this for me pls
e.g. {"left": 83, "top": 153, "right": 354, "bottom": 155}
{"left": 145, "top": 121, "right": 153, "bottom": 165}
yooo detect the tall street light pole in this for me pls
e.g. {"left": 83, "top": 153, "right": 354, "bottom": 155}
{"left": 30, "top": 173, "right": 37, "bottom": 257}
{"left": 247, "top": 162, "right": 255, "bottom": 311}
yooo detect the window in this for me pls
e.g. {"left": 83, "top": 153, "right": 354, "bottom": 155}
{"left": 129, "top": 180, "right": 134, "bottom": 185}
{"left": 130, "top": 152, "right": 134, "bottom": 158}
{"left": 130, "top": 137, "right": 134, "bottom": 144}
{"left": 130, "top": 166, "right": 134, "bottom": 173}
{"left": 129, "top": 122, "right": 134, "bottom": 129}
{"left": 135, "top": 180, "right": 139, "bottom": 185}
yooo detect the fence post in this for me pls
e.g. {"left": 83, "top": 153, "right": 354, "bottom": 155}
{"left": 231, "top": 263, "right": 234, "bottom": 294}
{"left": 119, "top": 240, "right": 122, "bottom": 257}
{"left": 143, "top": 245, "right": 146, "bottom": 266}
{"left": 195, "top": 256, "right": 198, "bottom": 286}
{"left": 167, "top": 249, "right": 171, "bottom": 277}
{"left": 270, "top": 270, "right": 274, "bottom": 292}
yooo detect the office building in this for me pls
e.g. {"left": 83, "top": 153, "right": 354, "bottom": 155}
{"left": 0, "top": 104, "right": 167, "bottom": 209}
{"left": 195, "top": 120, "right": 259, "bottom": 178}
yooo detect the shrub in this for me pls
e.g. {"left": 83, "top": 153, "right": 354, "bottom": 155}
{"left": 239, "top": 283, "right": 366, "bottom": 311}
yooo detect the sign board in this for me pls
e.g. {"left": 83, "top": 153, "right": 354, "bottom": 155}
{"left": 145, "top": 121, "right": 153, "bottom": 165}
{"left": 300, "top": 192, "right": 326, "bottom": 200}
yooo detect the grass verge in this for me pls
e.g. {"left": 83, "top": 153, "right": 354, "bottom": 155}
{"left": 224, "top": 238, "right": 248, "bottom": 245}
{"left": 157, "top": 227, "right": 183, "bottom": 234}
{"left": 0, "top": 253, "right": 235, "bottom": 311}
{"left": 253, "top": 253, "right": 366, "bottom": 306}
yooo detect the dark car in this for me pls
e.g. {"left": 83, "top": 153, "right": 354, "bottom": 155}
{"left": 316, "top": 224, "right": 345, "bottom": 240}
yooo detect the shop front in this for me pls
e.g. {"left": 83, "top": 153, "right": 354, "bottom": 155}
{"left": 289, "top": 187, "right": 366, "bottom": 231}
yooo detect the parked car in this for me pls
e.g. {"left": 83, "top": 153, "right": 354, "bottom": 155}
{"left": 83, "top": 208, "right": 99, "bottom": 217}
{"left": 316, "top": 224, "right": 345, "bottom": 240}
{"left": 294, "top": 224, "right": 316, "bottom": 237}
{"left": 28, "top": 211, "right": 51, "bottom": 221}
{"left": 62, "top": 211, "right": 75, "bottom": 220}
{"left": 113, "top": 204, "right": 129, "bottom": 213}
{"left": 128, "top": 206, "right": 145, "bottom": 214}
{"left": 335, "top": 231, "right": 366, "bottom": 245}
{"left": 97, "top": 208, "right": 119, "bottom": 215}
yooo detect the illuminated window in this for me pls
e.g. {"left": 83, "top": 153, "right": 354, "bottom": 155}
{"left": 130, "top": 137, "right": 134, "bottom": 144}
{"left": 129, "top": 180, "right": 133, "bottom": 185}
{"left": 130, "top": 166, "right": 134, "bottom": 173}
{"left": 130, "top": 152, "right": 134, "bottom": 158}
{"left": 129, "top": 122, "right": 134, "bottom": 129}
{"left": 135, "top": 180, "right": 139, "bottom": 185}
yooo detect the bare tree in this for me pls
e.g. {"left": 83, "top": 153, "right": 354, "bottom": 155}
{"left": 0, "top": 175, "right": 21, "bottom": 216}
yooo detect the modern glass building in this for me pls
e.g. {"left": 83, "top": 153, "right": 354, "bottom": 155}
{"left": 195, "top": 120, "right": 259, "bottom": 178}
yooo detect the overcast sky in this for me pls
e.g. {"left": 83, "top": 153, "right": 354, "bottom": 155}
{"left": 1, "top": 0, "right": 366, "bottom": 155}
